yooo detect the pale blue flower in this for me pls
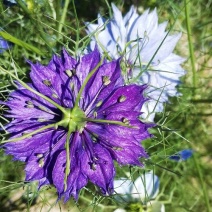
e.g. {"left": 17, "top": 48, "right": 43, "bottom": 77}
{"left": 114, "top": 172, "right": 159, "bottom": 202}
{"left": 114, "top": 172, "right": 165, "bottom": 212}
{"left": 86, "top": 4, "right": 185, "bottom": 121}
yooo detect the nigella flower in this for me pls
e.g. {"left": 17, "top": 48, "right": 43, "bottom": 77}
{"left": 114, "top": 172, "right": 159, "bottom": 202}
{"left": 86, "top": 4, "right": 186, "bottom": 121}
{"left": 169, "top": 149, "right": 193, "bottom": 162}
{"left": 0, "top": 48, "right": 153, "bottom": 201}
{"left": 0, "top": 36, "right": 10, "bottom": 53}
{"left": 114, "top": 172, "right": 165, "bottom": 212}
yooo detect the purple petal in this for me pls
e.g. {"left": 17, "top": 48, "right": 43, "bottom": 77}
{"left": 97, "top": 84, "right": 147, "bottom": 115}
{"left": 85, "top": 59, "right": 123, "bottom": 113}
{"left": 81, "top": 142, "right": 115, "bottom": 195}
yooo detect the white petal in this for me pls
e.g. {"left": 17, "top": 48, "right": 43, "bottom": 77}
{"left": 114, "top": 178, "right": 133, "bottom": 201}
{"left": 114, "top": 208, "right": 127, "bottom": 212}
{"left": 147, "top": 201, "right": 165, "bottom": 212}
{"left": 131, "top": 172, "right": 159, "bottom": 201}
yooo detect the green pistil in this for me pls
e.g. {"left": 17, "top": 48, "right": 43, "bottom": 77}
{"left": 58, "top": 106, "right": 86, "bottom": 132}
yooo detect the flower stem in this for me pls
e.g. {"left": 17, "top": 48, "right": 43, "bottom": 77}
{"left": 192, "top": 152, "right": 210, "bottom": 212}
{"left": 184, "top": 0, "right": 197, "bottom": 94}
{"left": 71, "top": 0, "right": 80, "bottom": 52}
{"left": 0, "top": 66, "right": 67, "bottom": 114}
{"left": 1, "top": 124, "right": 55, "bottom": 144}
{"left": 0, "top": 31, "right": 44, "bottom": 56}
{"left": 57, "top": 0, "right": 70, "bottom": 37}
{"left": 94, "top": 29, "right": 112, "bottom": 60}
{"left": 64, "top": 126, "right": 72, "bottom": 192}
{"left": 74, "top": 57, "right": 104, "bottom": 107}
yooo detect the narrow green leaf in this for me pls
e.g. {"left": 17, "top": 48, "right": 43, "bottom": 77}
{"left": 0, "top": 31, "right": 45, "bottom": 55}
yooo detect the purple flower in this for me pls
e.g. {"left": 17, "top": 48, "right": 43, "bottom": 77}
{"left": 169, "top": 149, "right": 193, "bottom": 162}
{"left": 0, "top": 36, "right": 10, "bottom": 53}
{"left": 0, "top": 48, "right": 153, "bottom": 201}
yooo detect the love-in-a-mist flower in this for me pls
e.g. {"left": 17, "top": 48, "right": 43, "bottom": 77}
{"left": 0, "top": 36, "right": 10, "bottom": 53}
{"left": 114, "top": 172, "right": 165, "bottom": 212}
{"left": 86, "top": 4, "right": 185, "bottom": 121}
{"left": 169, "top": 149, "right": 193, "bottom": 162}
{"left": 0, "top": 48, "right": 153, "bottom": 201}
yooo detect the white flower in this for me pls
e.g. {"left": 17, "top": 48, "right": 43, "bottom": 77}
{"left": 113, "top": 209, "right": 127, "bottom": 212}
{"left": 86, "top": 4, "right": 185, "bottom": 122}
{"left": 113, "top": 172, "right": 165, "bottom": 212}
{"left": 114, "top": 172, "right": 159, "bottom": 202}
{"left": 146, "top": 201, "right": 165, "bottom": 212}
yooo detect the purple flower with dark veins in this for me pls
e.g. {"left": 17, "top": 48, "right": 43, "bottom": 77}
{"left": 0, "top": 48, "right": 153, "bottom": 201}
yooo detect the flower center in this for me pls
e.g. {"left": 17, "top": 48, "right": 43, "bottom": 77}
{"left": 59, "top": 106, "right": 86, "bottom": 133}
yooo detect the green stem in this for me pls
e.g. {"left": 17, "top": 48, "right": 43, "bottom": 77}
{"left": 64, "top": 127, "right": 72, "bottom": 192}
{"left": 55, "top": 0, "right": 60, "bottom": 22}
{"left": 184, "top": 0, "right": 197, "bottom": 93}
{"left": 74, "top": 57, "right": 104, "bottom": 107}
{"left": 1, "top": 123, "right": 55, "bottom": 143}
{"left": 72, "top": 0, "right": 80, "bottom": 53}
{"left": 193, "top": 153, "right": 210, "bottom": 212}
{"left": 94, "top": 28, "right": 112, "bottom": 60}
{"left": 0, "top": 31, "right": 44, "bottom": 55}
{"left": 57, "top": 0, "right": 70, "bottom": 37}
{"left": 150, "top": 82, "right": 167, "bottom": 118}
{"left": 38, "top": 19, "right": 75, "bottom": 44}
{"left": 16, "top": 0, "right": 31, "bottom": 15}
{"left": 105, "top": 0, "right": 112, "bottom": 18}
{"left": 0, "top": 66, "right": 66, "bottom": 114}
{"left": 191, "top": 99, "right": 212, "bottom": 103}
